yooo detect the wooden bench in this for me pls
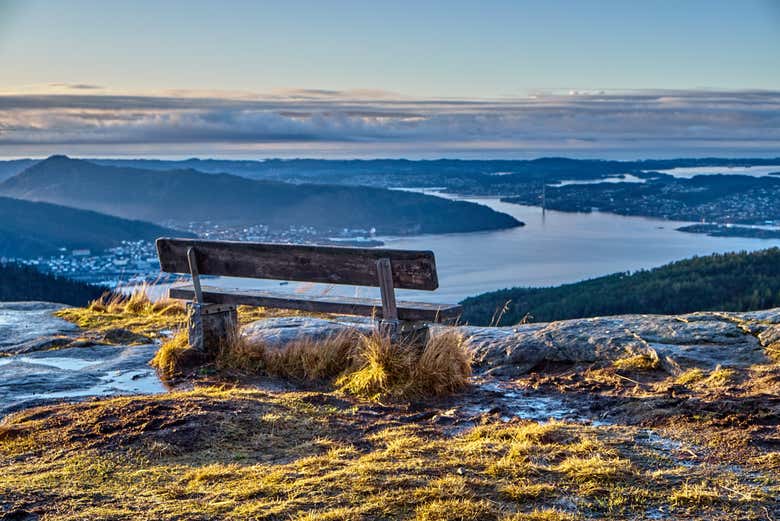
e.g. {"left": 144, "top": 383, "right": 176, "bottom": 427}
{"left": 156, "top": 238, "right": 462, "bottom": 353}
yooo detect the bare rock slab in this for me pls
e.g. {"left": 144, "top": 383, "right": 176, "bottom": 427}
{"left": 0, "top": 344, "right": 166, "bottom": 416}
{"left": 0, "top": 302, "right": 78, "bottom": 354}
{"left": 240, "top": 308, "right": 780, "bottom": 376}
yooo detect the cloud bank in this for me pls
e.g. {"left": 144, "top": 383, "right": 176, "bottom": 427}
{"left": 0, "top": 88, "right": 778, "bottom": 158}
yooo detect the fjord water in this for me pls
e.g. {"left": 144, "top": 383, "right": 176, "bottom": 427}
{"left": 209, "top": 192, "right": 780, "bottom": 304}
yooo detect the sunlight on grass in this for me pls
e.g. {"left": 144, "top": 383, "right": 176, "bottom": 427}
{"left": 1, "top": 388, "right": 773, "bottom": 520}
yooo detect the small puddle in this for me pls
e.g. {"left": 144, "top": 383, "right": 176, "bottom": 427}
{"left": 439, "top": 380, "right": 587, "bottom": 435}
{"left": 474, "top": 380, "right": 580, "bottom": 422}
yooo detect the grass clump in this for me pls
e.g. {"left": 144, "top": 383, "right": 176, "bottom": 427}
{"left": 153, "top": 323, "right": 471, "bottom": 402}
{"left": 242, "top": 330, "right": 359, "bottom": 381}
{"left": 503, "top": 511, "right": 579, "bottom": 521}
{"left": 701, "top": 366, "right": 739, "bottom": 387}
{"left": 556, "top": 454, "right": 632, "bottom": 483}
{"left": 150, "top": 329, "right": 200, "bottom": 380}
{"left": 675, "top": 368, "right": 705, "bottom": 385}
{"left": 336, "top": 329, "right": 471, "bottom": 401}
{"left": 612, "top": 354, "right": 660, "bottom": 372}
{"left": 414, "top": 499, "right": 497, "bottom": 521}
{"left": 669, "top": 481, "right": 724, "bottom": 506}
{"left": 56, "top": 283, "right": 186, "bottom": 340}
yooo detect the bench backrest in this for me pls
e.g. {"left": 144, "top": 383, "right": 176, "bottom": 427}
{"left": 156, "top": 238, "right": 439, "bottom": 290}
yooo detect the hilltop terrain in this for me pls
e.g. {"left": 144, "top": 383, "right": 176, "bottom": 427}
{"left": 462, "top": 248, "right": 780, "bottom": 325}
{"left": 0, "top": 156, "right": 521, "bottom": 235}
{"left": 0, "top": 196, "right": 189, "bottom": 258}
{"left": 0, "top": 296, "right": 778, "bottom": 520}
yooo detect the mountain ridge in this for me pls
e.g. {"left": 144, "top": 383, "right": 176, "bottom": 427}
{"left": 0, "top": 195, "right": 191, "bottom": 258}
{"left": 0, "top": 156, "right": 521, "bottom": 234}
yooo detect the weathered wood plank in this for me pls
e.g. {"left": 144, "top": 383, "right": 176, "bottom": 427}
{"left": 376, "top": 258, "right": 398, "bottom": 321}
{"left": 157, "top": 238, "right": 439, "bottom": 290}
{"left": 169, "top": 284, "right": 462, "bottom": 322}
{"left": 186, "top": 247, "right": 204, "bottom": 304}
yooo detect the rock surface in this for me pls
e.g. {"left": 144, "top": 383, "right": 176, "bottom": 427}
{"left": 0, "top": 302, "right": 78, "bottom": 354}
{"left": 0, "top": 302, "right": 166, "bottom": 417}
{"left": 0, "top": 344, "right": 166, "bottom": 416}
{"left": 242, "top": 309, "right": 780, "bottom": 376}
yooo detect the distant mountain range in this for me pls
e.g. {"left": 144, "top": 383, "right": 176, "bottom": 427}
{"left": 0, "top": 196, "right": 188, "bottom": 258}
{"left": 0, "top": 156, "right": 521, "bottom": 234}
{"left": 0, "top": 159, "right": 37, "bottom": 182}
{"left": 461, "top": 248, "right": 780, "bottom": 325}
{"left": 4, "top": 157, "right": 778, "bottom": 186}
{"left": 89, "top": 157, "right": 780, "bottom": 184}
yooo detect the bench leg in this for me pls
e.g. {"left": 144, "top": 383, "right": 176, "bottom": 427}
{"left": 187, "top": 302, "right": 238, "bottom": 359}
{"left": 377, "top": 319, "right": 429, "bottom": 348}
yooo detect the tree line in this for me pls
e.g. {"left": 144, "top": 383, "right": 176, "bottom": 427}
{"left": 0, "top": 263, "right": 108, "bottom": 306}
{"left": 461, "top": 248, "right": 780, "bottom": 326}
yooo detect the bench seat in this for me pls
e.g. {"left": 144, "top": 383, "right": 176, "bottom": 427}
{"left": 170, "top": 284, "right": 462, "bottom": 322}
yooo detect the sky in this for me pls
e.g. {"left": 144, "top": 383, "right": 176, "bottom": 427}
{"left": 0, "top": 0, "right": 779, "bottom": 159}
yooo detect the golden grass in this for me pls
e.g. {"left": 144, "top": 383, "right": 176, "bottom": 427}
{"left": 336, "top": 329, "right": 471, "bottom": 401}
{"left": 668, "top": 481, "right": 724, "bottom": 506}
{"left": 702, "top": 366, "right": 739, "bottom": 387}
{"left": 0, "top": 388, "right": 774, "bottom": 520}
{"left": 56, "top": 283, "right": 187, "bottom": 340}
{"left": 149, "top": 329, "right": 196, "bottom": 380}
{"left": 555, "top": 454, "right": 632, "bottom": 483}
{"left": 151, "top": 321, "right": 471, "bottom": 401}
{"left": 612, "top": 354, "right": 660, "bottom": 372}
{"left": 675, "top": 368, "right": 705, "bottom": 385}
{"left": 55, "top": 284, "right": 309, "bottom": 342}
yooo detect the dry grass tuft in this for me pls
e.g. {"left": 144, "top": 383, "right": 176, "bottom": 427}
{"left": 335, "top": 330, "right": 417, "bottom": 400}
{"left": 336, "top": 329, "right": 471, "bottom": 401}
{"left": 152, "top": 324, "right": 471, "bottom": 401}
{"left": 260, "top": 331, "right": 358, "bottom": 381}
{"left": 555, "top": 454, "right": 632, "bottom": 483}
{"left": 612, "top": 354, "right": 660, "bottom": 372}
{"left": 218, "top": 328, "right": 359, "bottom": 381}
{"left": 503, "top": 511, "right": 579, "bottom": 521}
{"left": 701, "top": 366, "right": 739, "bottom": 387}
{"left": 415, "top": 330, "right": 473, "bottom": 396}
{"left": 57, "top": 283, "right": 187, "bottom": 340}
{"left": 414, "top": 498, "right": 497, "bottom": 521}
{"left": 150, "top": 330, "right": 201, "bottom": 380}
{"left": 668, "top": 481, "right": 724, "bottom": 506}
{"left": 675, "top": 368, "right": 705, "bottom": 386}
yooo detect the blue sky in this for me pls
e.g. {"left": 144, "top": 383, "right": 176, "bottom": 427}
{"left": 0, "top": 0, "right": 778, "bottom": 158}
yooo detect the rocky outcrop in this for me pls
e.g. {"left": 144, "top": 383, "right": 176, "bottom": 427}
{"left": 242, "top": 309, "right": 780, "bottom": 376}
{"left": 0, "top": 344, "right": 166, "bottom": 416}
{"left": 0, "top": 302, "right": 78, "bottom": 354}
{"left": 0, "top": 302, "right": 165, "bottom": 416}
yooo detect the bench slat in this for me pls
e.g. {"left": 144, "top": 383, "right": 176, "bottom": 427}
{"left": 169, "top": 284, "right": 462, "bottom": 322}
{"left": 157, "top": 238, "right": 439, "bottom": 290}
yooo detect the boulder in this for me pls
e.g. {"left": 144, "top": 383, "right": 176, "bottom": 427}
{"left": 241, "top": 316, "right": 374, "bottom": 352}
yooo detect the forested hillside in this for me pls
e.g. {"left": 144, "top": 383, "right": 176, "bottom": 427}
{"left": 461, "top": 248, "right": 780, "bottom": 325}
{"left": 0, "top": 156, "right": 521, "bottom": 234}
{"left": 0, "top": 263, "right": 108, "bottom": 306}
{"left": 0, "top": 196, "right": 189, "bottom": 258}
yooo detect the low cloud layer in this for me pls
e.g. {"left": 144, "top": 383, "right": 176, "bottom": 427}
{"left": 0, "top": 89, "right": 778, "bottom": 158}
